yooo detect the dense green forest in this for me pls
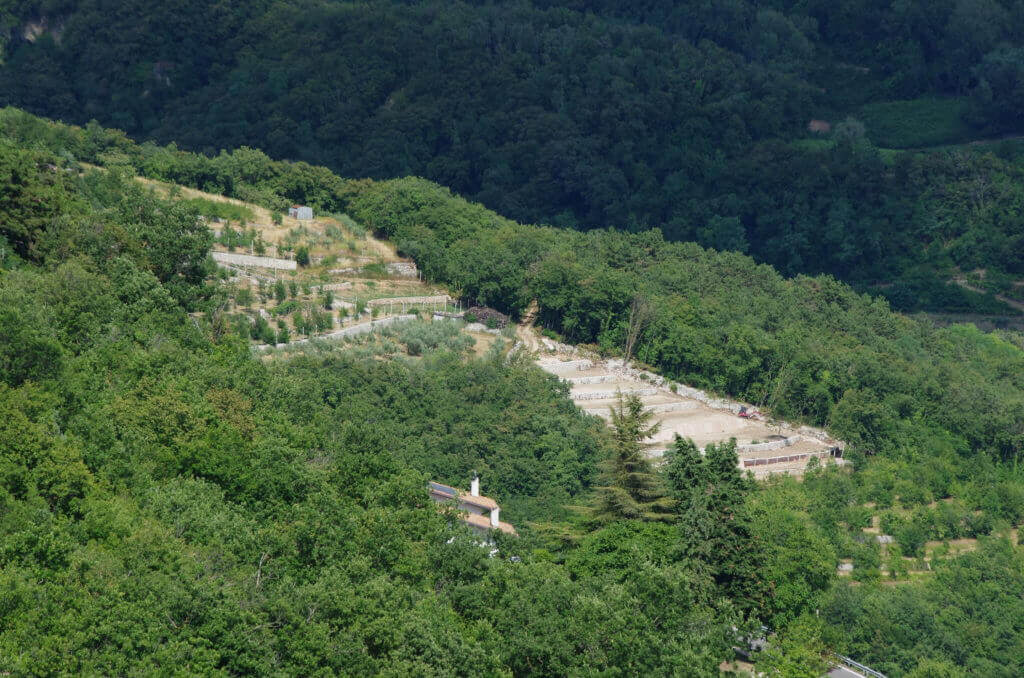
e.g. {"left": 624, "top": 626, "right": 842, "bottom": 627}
{"left": 0, "top": 138, "right": 741, "bottom": 674}
{"left": 1, "top": 112, "right": 1023, "bottom": 674}
{"left": 2, "top": 1, "right": 1023, "bottom": 313}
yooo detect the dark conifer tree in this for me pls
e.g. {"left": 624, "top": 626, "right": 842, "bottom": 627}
{"left": 593, "top": 394, "right": 675, "bottom": 522}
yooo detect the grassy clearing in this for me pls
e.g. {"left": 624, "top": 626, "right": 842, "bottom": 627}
{"left": 179, "top": 196, "right": 255, "bottom": 223}
{"left": 141, "top": 176, "right": 399, "bottom": 262}
{"left": 857, "top": 97, "right": 973, "bottom": 149}
{"left": 790, "top": 138, "right": 834, "bottom": 153}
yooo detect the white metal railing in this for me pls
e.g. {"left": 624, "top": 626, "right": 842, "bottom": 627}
{"left": 832, "top": 654, "right": 887, "bottom": 678}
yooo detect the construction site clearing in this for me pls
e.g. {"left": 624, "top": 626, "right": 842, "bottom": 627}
{"left": 536, "top": 356, "right": 846, "bottom": 479}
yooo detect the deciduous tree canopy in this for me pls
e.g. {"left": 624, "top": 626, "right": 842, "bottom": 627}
{"left": 2, "top": 2, "right": 1024, "bottom": 312}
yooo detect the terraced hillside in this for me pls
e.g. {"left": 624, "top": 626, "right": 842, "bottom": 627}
{"left": 537, "top": 356, "right": 845, "bottom": 479}
{"left": 146, "top": 181, "right": 461, "bottom": 346}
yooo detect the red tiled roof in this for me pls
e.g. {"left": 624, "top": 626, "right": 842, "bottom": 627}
{"left": 428, "top": 481, "right": 500, "bottom": 510}
{"left": 463, "top": 512, "right": 517, "bottom": 535}
{"left": 459, "top": 492, "right": 498, "bottom": 510}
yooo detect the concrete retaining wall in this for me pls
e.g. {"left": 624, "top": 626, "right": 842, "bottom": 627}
{"left": 643, "top": 401, "right": 699, "bottom": 414}
{"left": 572, "top": 388, "right": 659, "bottom": 401}
{"left": 212, "top": 251, "right": 296, "bottom": 270}
{"left": 737, "top": 436, "right": 802, "bottom": 454}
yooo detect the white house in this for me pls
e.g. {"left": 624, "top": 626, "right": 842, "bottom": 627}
{"left": 428, "top": 476, "right": 516, "bottom": 536}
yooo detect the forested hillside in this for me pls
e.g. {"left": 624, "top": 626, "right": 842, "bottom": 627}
{"left": 2, "top": 1, "right": 1024, "bottom": 312}
{"left": 2, "top": 112, "right": 1023, "bottom": 675}
{"left": 0, "top": 137, "right": 745, "bottom": 674}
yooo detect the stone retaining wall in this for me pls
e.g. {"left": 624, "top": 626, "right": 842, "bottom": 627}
{"left": 564, "top": 374, "right": 619, "bottom": 385}
{"left": 212, "top": 251, "right": 296, "bottom": 270}
{"left": 217, "top": 263, "right": 278, "bottom": 284}
{"left": 385, "top": 262, "right": 419, "bottom": 278}
{"left": 367, "top": 295, "right": 450, "bottom": 307}
{"left": 312, "top": 282, "right": 353, "bottom": 292}
{"left": 600, "top": 358, "right": 842, "bottom": 449}
{"left": 585, "top": 401, "right": 697, "bottom": 415}
{"left": 538, "top": 359, "right": 593, "bottom": 372}
{"left": 464, "top": 322, "right": 502, "bottom": 335}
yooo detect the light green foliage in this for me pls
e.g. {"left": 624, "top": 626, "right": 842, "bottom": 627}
{"left": 756, "top": 615, "right": 829, "bottom": 678}
{"left": 747, "top": 482, "right": 837, "bottom": 627}
{"left": 0, "top": 157, "right": 739, "bottom": 673}
{"left": 0, "top": 107, "right": 1021, "bottom": 674}
{"left": 378, "top": 318, "right": 475, "bottom": 355}
{"left": 335, "top": 213, "right": 366, "bottom": 239}
{"left": 180, "top": 196, "right": 255, "bottom": 222}
{"left": 905, "top": 658, "right": 970, "bottom": 678}
{"left": 234, "top": 286, "right": 253, "bottom": 307}
{"left": 822, "top": 538, "right": 1024, "bottom": 676}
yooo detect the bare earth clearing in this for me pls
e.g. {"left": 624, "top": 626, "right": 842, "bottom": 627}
{"left": 530, "top": 346, "right": 845, "bottom": 479}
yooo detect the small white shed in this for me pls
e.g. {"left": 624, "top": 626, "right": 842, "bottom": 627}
{"left": 288, "top": 205, "right": 314, "bottom": 220}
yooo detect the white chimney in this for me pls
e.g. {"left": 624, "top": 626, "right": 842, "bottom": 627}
{"left": 490, "top": 506, "right": 500, "bottom": 528}
{"left": 470, "top": 475, "right": 480, "bottom": 497}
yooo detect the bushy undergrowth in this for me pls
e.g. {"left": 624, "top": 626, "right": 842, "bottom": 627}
{"left": 380, "top": 318, "right": 475, "bottom": 355}
{"left": 180, "top": 196, "right": 256, "bottom": 223}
